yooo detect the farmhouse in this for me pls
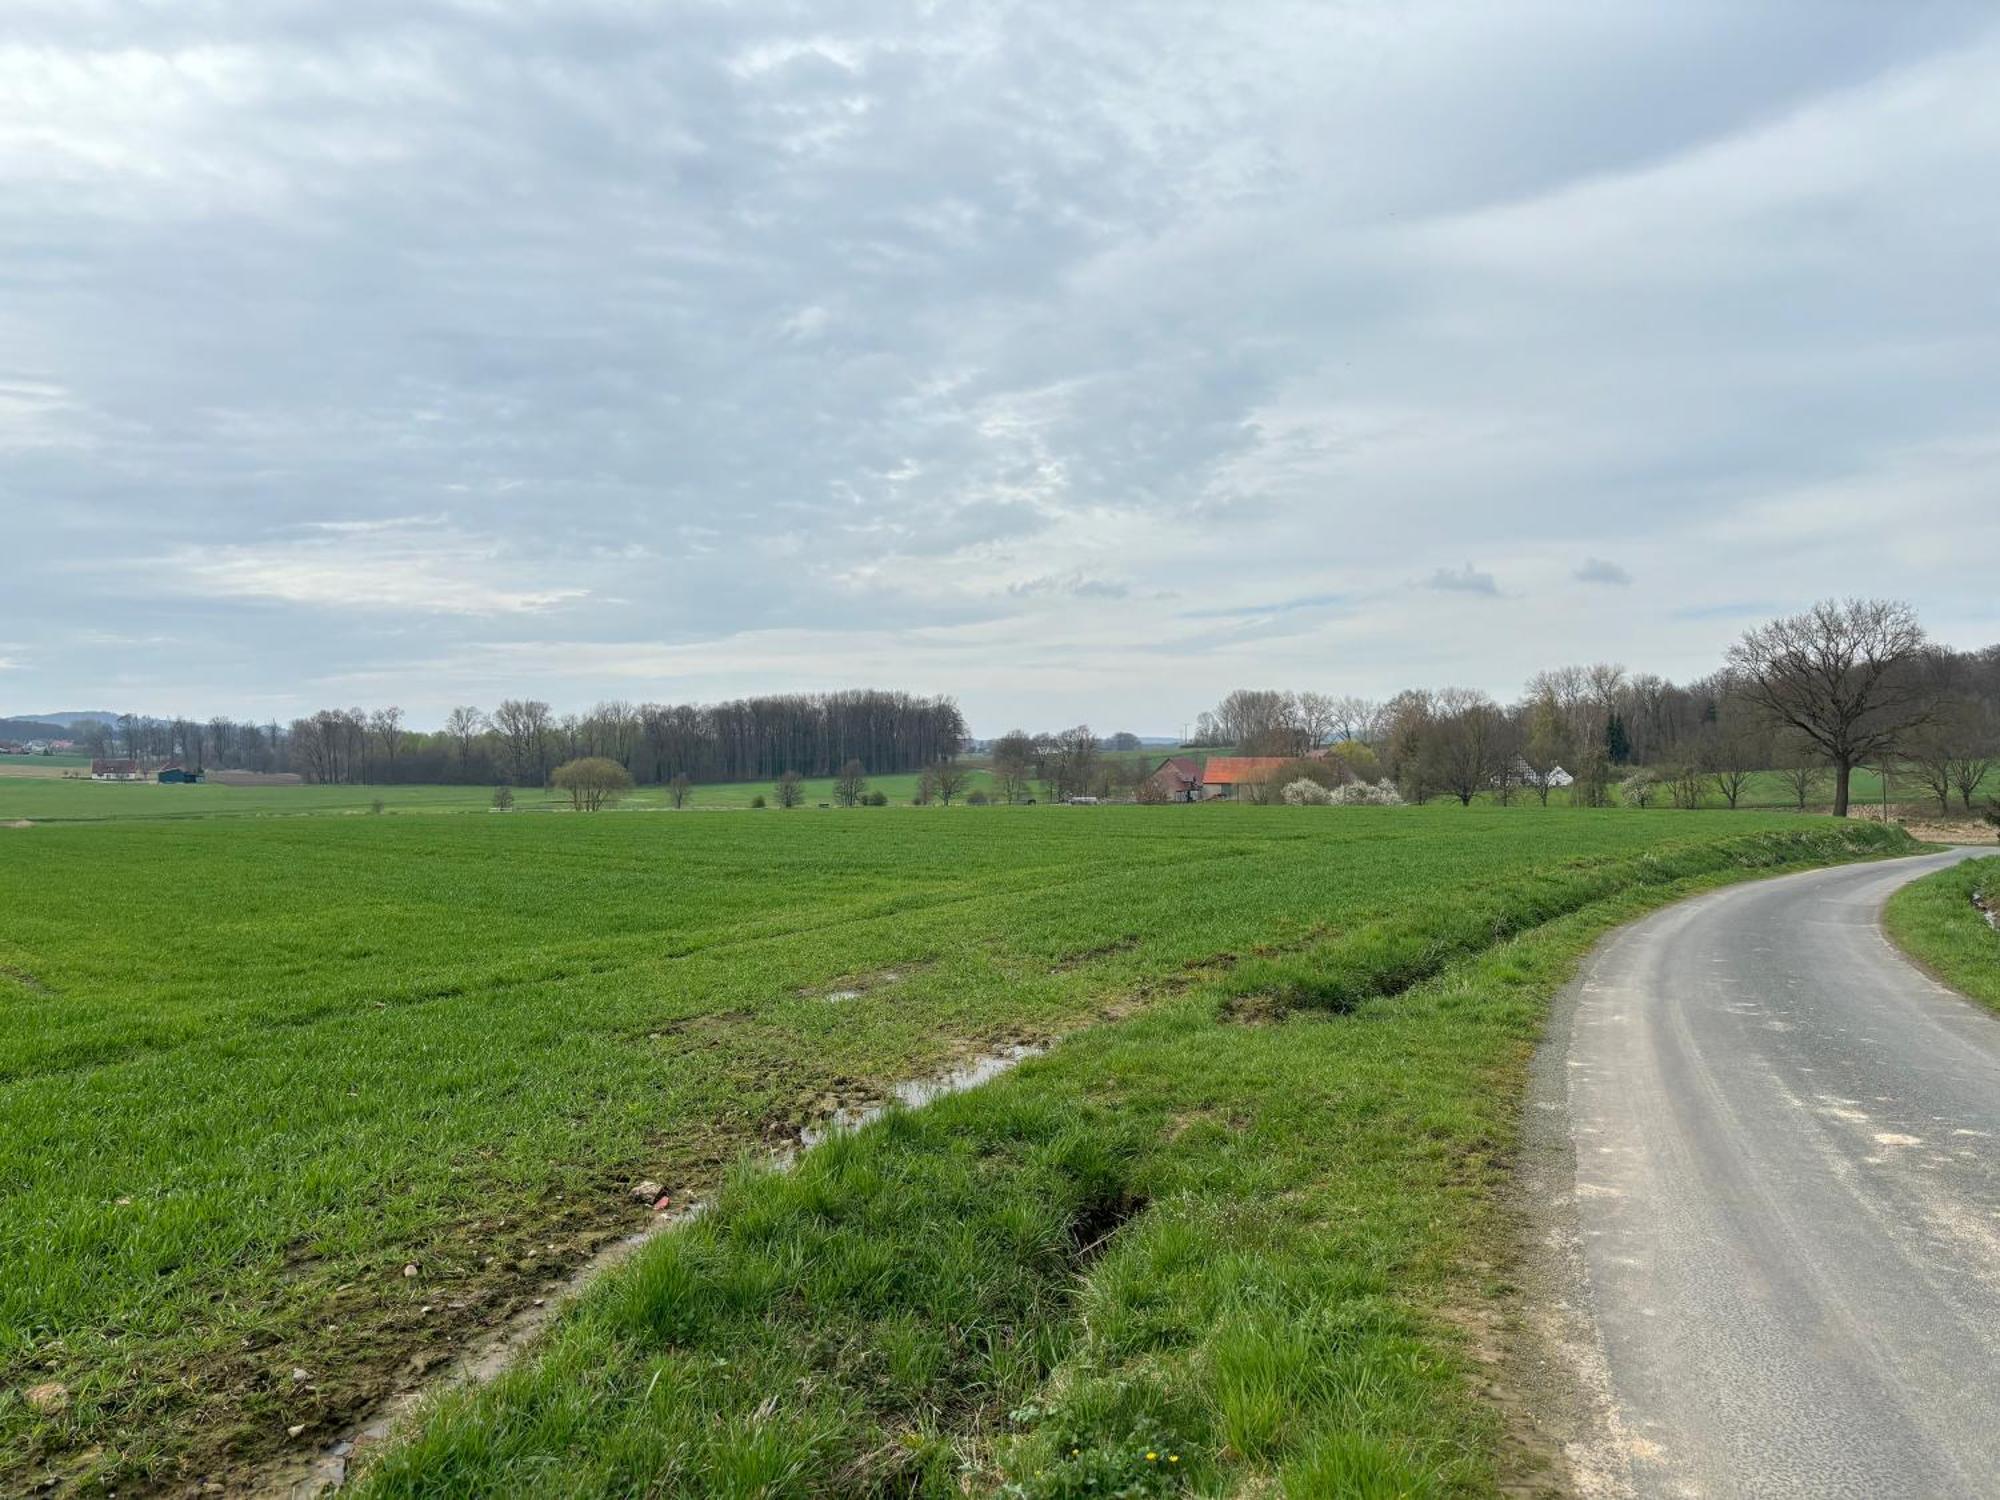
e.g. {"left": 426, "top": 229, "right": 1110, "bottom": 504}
{"left": 1148, "top": 755, "right": 1299, "bottom": 800}
{"left": 90, "top": 758, "right": 145, "bottom": 781}
{"left": 1505, "top": 758, "right": 1574, "bottom": 788}
{"left": 1145, "top": 756, "right": 1204, "bottom": 802}
{"left": 1196, "top": 757, "right": 1296, "bottom": 798}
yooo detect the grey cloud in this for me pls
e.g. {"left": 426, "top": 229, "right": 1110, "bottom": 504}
{"left": 1005, "top": 573, "right": 1127, "bottom": 601}
{"left": 1426, "top": 564, "right": 1500, "bottom": 596}
{"left": 1574, "top": 557, "right": 1633, "bottom": 586}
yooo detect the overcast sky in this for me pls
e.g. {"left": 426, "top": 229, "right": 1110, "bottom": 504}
{"left": 5, "top": 2, "right": 1998, "bottom": 735}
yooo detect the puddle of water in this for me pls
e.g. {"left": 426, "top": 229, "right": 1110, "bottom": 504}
{"left": 288, "top": 1042, "right": 1045, "bottom": 1496}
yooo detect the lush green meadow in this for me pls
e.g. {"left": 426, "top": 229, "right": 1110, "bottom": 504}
{"left": 1885, "top": 856, "right": 2000, "bottom": 1011}
{"left": 0, "top": 805, "right": 1912, "bottom": 1494}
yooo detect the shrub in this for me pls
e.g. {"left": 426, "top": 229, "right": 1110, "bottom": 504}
{"left": 1275, "top": 758, "right": 1342, "bottom": 791}
{"left": 552, "top": 756, "right": 634, "bottom": 812}
{"left": 750, "top": 794, "right": 767, "bottom": 808}
{"left": 864, "top": 790, "right": 889, "bottom": 806}
{"left": 1281, "top": 778, "right": 1333, "bottom": 806}
{"left": 1329, "top": 779, "right": 1404, "bottom": 806}
{"left": 966, "top": 789, "right": 990, "bottom": 805}
{"left": 1620, "top": 770, "right": 1660, "bottom": 808}
{"left": 491, "top": 786, "right": 514, "bottom": 811}
{"left": 370, "top": 798, "right": 385, "bottom": 815}
{"left": 1329, "top": 739, "right": 1380, "bottom": 783}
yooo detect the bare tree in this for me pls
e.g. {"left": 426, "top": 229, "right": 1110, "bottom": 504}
{"left": 1727, "top": 599, "right": 1934, "bottom": 816}
{"left": 1329, "top": 695, "right": 1381, "bottom": 744}
{"left": 1950, "top": 748, "right": 1995, "bottom": 814}
{"left": 493, "top": 700, "right": 554, "bottom": 787}
{"left": 446, "top": 706, "right": 485, "bottom": 766}
{"left": 1295, "top": 691, "right": 1340, "bottom": 750}
{"left": 1667, "top": 764, "right": 1706, "bottom": 810}
{"left": 930, "top": 761, "right": 972, "bottom": 805}
{"left": 990, "top": 730, "right": 1036, "bottom": 804}
{"left": 834, "top": 759, "right": 867, "bottom": 807}
{"left": 370, "top": 707, "right": 405, "bottom": 775}
{"left": 775, "top": 769, "right": 804, "bottom": 808}
{"left": 1700, "top": 686, "right": 1767, "bottom": 810}
{"left": 667, "top": 772, "right": 693, "bottom": 809}
{"left": 1428, "top": 688, "right": 1513, "bottom": 806}
{"left": 1038, "top": 725, "right": 1100, "bottom": 802}
{"left": 1776, "top": 761, "right": 1827, "bottom": 812}
{"left": 1212, "top": 689, "right": 1306, "bottom": 756}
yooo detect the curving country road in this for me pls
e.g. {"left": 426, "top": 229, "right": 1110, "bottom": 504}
{"left": 1543, "top": 847, "right": 2000, "bottom": 1500}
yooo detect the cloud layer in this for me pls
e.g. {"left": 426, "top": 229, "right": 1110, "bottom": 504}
{"left": 3, "top": 2, "right": 1996, "bottom": 729}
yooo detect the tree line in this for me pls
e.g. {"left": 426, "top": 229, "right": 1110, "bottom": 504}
{"left": 83, "top": 690, "right": 967, "bottom": 788}
{"left": 1187, "top": 601, "right": 2000, "bottom": 817}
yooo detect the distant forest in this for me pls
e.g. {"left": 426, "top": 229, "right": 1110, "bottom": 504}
{"left": 64, "top": 691, "right": 968, "bottom": 788}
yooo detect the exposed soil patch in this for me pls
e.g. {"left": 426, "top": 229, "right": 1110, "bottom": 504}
{"left": 1067, "top": 1191, "right": 1149, "bottom": 1266}
{"left": 1051, "top": 935, "right": 1140, "bottom": 973}
{"left": 1850, "top": 805, "right": 1997, "bottom": 846}
{"left": 1217, "top": 991, "right": 1291, "bottom": 1026}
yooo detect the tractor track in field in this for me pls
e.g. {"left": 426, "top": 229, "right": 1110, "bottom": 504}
{"left": 260, "top": 1043, "right": 1048, "bottom": 1498}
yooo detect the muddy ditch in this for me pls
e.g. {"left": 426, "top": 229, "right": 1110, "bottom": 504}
{"left": 266, "top": 1042, "right": 1047, "bottom": 1498}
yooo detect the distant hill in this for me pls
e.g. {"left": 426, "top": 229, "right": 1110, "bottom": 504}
{"left": 0, "top": 718, "right": 75, "bottom": 741}
{"left": 15, "top": 711, "right": 120, "bottom": 728}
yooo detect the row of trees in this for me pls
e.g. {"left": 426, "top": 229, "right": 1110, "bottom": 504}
{"left": 91, "top": 690, "right": 968, "bottom": 789}
{"left": 1190, "top": 602, "right": 2000, "bottom": 817}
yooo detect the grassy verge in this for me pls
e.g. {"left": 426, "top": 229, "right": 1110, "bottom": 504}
{"left": 354, "top": 821, "right": 1913, "bottom": 1499}
{"left": 1884, "top": 856, "right": 2000, "bottom": 1011}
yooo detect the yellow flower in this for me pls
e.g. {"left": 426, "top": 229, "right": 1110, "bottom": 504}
{"left": 1146, "top": 1451, "right": 1157, "bottom": 1461}
{"left": 1169, "top": 1455, "right": 1181, "bottom": 1463}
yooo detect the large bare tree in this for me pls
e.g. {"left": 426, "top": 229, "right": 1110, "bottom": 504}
{"left": 1427, "top": 688, "right": 1513, "bottom": 806}
{"left": 1726, "top": 599, "right": 1934, "bottom": 817}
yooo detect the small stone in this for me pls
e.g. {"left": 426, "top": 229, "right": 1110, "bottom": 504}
{"left": 402, "top": 1263, "right": 419, "bottom": 1279}
{"left": 420, "top": 1305, "right": 434, "bottom": 1316}
{"left": 287, "top": 1423, "right": 307, "bottom": 1439}
{"left": 630, "top": 1178, "right": 663, "bottom": 1203}
{"left": 113, "top": 1196, "right": 132, "bottom": 1207}
{"left": 24, "top": 1381, "right": 68, "bottom": 1414}
{"left": 533, "top": 1298, "right": 546, "bottom": 1307}
{"left": 290, "top": 1367, "right": 309, "bottom": 1384}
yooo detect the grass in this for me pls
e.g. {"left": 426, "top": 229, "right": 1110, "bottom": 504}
{"left": 0, "top": 769, "right": 996, "bottom": 821}
{"left": 1884, "top": 856, "right": 2000, "bottom": 1011}
{"left": 0, "top": 803, "right": 1914, "bottom": 1493}
{"left": 353, "top": 816, "right": 1913, "bottom": 1499}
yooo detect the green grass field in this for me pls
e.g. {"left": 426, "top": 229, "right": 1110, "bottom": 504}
{"left": 1884, "top": 857, "right": 2000, "bottom": 1012}
{"left": 0, "top": 768, "right": 997, "bottom": 822}
{"left": 0, "top": 805, "right": 1914, "bottom": 1493}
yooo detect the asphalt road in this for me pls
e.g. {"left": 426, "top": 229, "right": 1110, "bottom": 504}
{"left": 1552, "top": 848, "right": 2000, "bottom": 1499}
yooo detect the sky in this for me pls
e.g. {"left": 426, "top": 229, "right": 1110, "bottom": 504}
{"left": 4, "top": 1, "right": 1998, "bottom": 736}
